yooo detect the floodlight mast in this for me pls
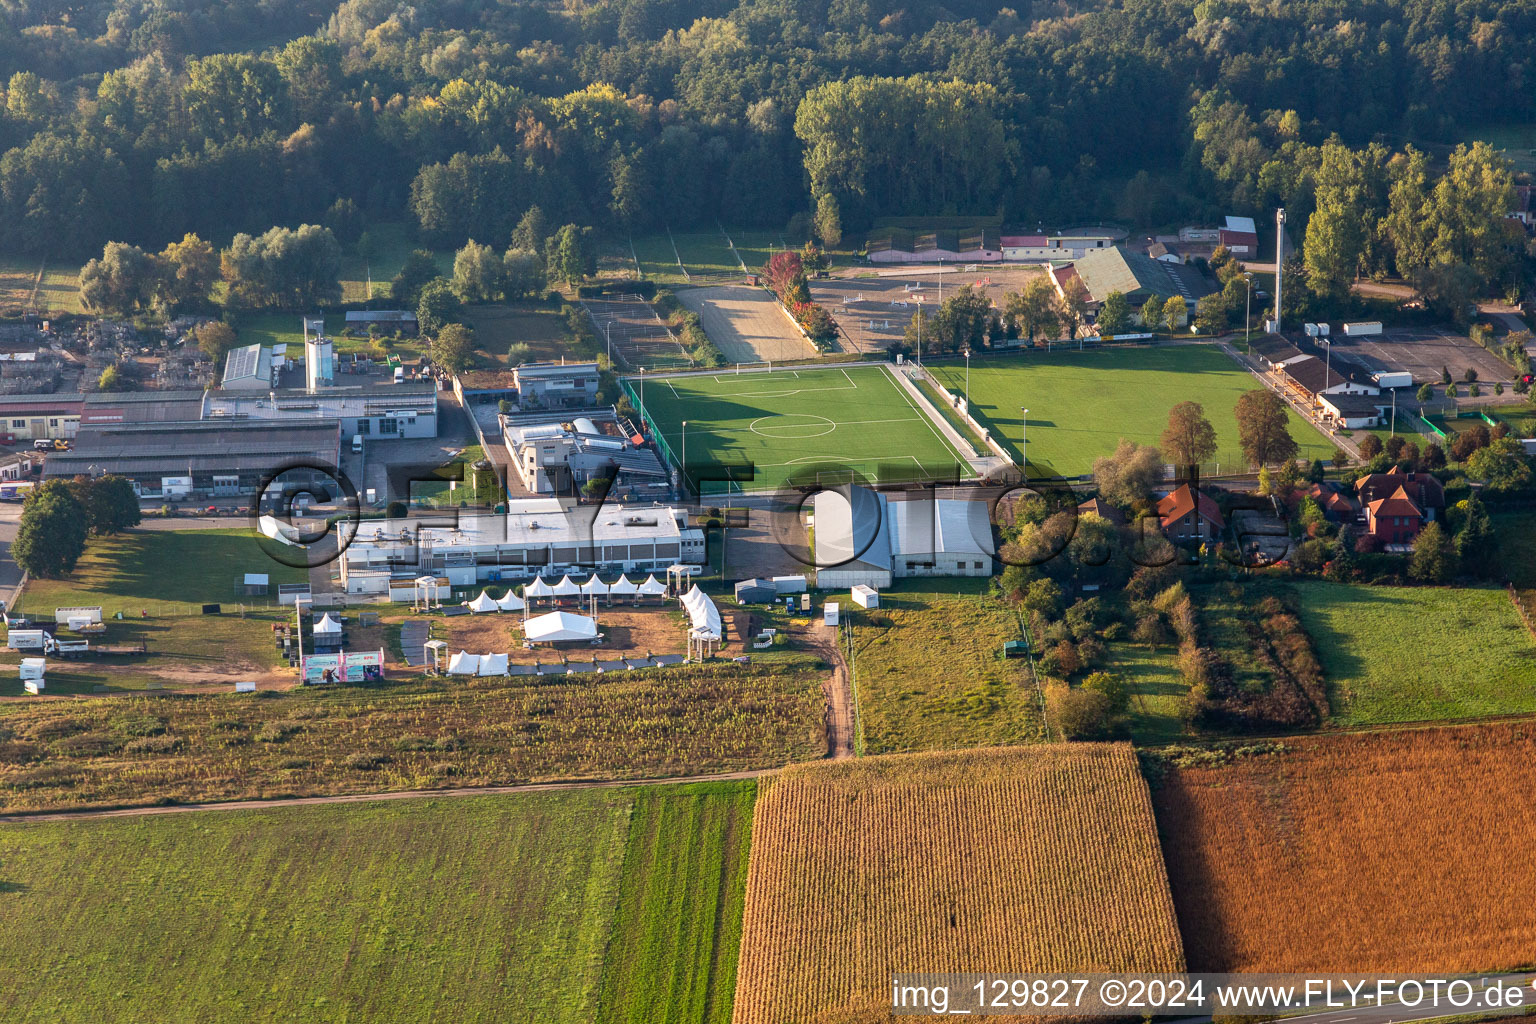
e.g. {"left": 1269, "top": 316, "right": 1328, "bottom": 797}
{"left": 1273, "top": 207, "right": 1285, "bottom": 335}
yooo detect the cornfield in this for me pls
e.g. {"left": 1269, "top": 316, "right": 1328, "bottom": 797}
{"left": 731, "top": 745, "right": 1185, "bottom": 1024}
{"left": 1152, "top": 721, "right": 1536, "bottom": 972}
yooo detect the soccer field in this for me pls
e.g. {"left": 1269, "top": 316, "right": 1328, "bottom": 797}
{"left": 929, "top": 345, "right": 1336, "bottom": 477}
{"left": 630, "top": 365, "right": 971, "bottom": 493}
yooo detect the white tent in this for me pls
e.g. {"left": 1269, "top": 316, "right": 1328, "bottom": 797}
{"left": 550, "top": 574, "right": 581, "bottom": 597}
{"left": 638, "top": 574, "right": 668, "bottom": 597}
{"left": 681, "top": 585, "right": 722, "bottom": 640}
{"left": 580, "top": 575, "right": 609, "bottom": 596}
{"left": 447, "top": 650, "right": 480, "bottom": 675}
{"left": 524, "top": 610, "right": 599, "bottom": 643}
{"left": 608, "top": 574, "right": 638, "bottom": 597}
{"left": 524, "top": 576, "right": 555, "bottom": 598}
{"left": 496, "top": 590, "right": 525, "bottom": 612}
{"left": 314, "top": 613, "right": 342, "bottom": 635}
{"left": 477, "top": 652, "right": 509, "bottom": 676}
{"left": 466, "top": 590, "right": 499, "bottom": 613}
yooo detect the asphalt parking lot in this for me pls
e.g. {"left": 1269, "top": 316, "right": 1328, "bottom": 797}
{"left": 1331, "top": 326, "right": 1515, "bottom": 385}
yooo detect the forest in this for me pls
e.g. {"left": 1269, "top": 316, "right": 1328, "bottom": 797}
{"left": 1, "top": 0, "right": 1534, "bottom": 263}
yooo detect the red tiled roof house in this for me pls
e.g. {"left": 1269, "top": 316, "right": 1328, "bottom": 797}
{"left": 1355, "top": 468, "right": 1445, "bottom": 551}
{"left": 1156, "top": 484, "right": 1224, "bottom": 543}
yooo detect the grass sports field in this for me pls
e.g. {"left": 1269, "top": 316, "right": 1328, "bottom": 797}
{"left": 632, "top": 365, "right": 970, "bottom": 493}
{"left": 929, "top": 345, "right": 1334, "bottom": 477}
{"left": 0, "top": 782, "right": 755, "bottom": 1024}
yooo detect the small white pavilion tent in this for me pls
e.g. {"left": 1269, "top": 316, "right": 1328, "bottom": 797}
{"left": 524, "top": 610, "right": 598, "bottom": 644}
{"left": 466, "top": 590, "right": 499, "bottom": 613}
{"left": 637, "top": 575, "right": 668, "bottom": 601}
{"left": 580, "top": 575, "right": 609, "bottom": 597}
{"left": 314, "top": 614, "right": 342, "bottom": 636}
{"left": 447, "top": 650, "right": 480, "bottom": 675}
{"left": 608, "top": 574, "right": 639, "bottom": 603}
{"left": 477, "top": 652, "right": 509, "bottom": 676}
{"left": 496, "top": 590, "right": 525, "bottom": 612}
{"left": 681, "top": 585, "right": 723, "bottom": 658}
{"left": 550, "top": 575, "right": 582, "bottom": 598}
{"left": 523, "top": 576, "right": 555, "bottom": 602}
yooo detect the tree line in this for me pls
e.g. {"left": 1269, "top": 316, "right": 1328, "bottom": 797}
{"left": 1, "top": 0, "right": 1534, "bottom": 263}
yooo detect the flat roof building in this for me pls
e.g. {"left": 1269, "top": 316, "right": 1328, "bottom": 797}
{"left": 44, "top": 419, "right": 342, "bottom": 498}
{"left": 338, "top": 500, "right": 705, "bottom": 591}
{"left": 813, "top": 484, "right": 995, "bottom": 589}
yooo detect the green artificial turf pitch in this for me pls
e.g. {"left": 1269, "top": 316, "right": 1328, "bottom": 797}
{"left": 928, "top": 345, "right": 1336, "bottom": 477}
{"left": 631, "top": 365, "right": 970, "bottom": 493}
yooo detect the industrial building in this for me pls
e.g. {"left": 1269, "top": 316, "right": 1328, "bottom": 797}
{"left": 1052, "top": 245, "right": 1216, "bottom": 322}
{"left": 44, "top": 419, "right": 342, "bottom": 498}
{"left": 205, "top": 379, "right": 438, "bottom": 439}
{"left": 812, "top": 485, "right": 995, "bottom": 589}
{"left": 503, "top": 416, "right": 667, "bottom": 498}
{"left": 336, "top": 499, "right": 706, "bottom": 594}
{"left": 0, "top": 392, "right": 83, "bottom": 440}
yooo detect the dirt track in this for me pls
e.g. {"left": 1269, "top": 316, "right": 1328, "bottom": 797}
{"left": 677, "top": 285, "right": 816, "bottom": 363}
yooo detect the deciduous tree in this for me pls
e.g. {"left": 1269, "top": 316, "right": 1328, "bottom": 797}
{"left": 1235, "top": 389, "right": 1300, "bottom": 466}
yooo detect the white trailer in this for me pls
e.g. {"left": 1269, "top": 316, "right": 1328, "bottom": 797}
{"left": 19, "top": 657, "right": 45, "bottom": 692}
{"left": 1373, "top": 371, "right": 1414, "bottom": 389}
{"left": 770, "top": 575, "right": 808, "bottom": 594}
{"left": 823, "top": 601, "right": 839, "bottom": 627}
{"left": 850, "top": 585, "right": 879, "bottom": 609}
{"left": 1343, "top": 321, "right": 1382, "bottom": 337}
{"left": 6, "top": 629, "right": 47, "bottom": 651}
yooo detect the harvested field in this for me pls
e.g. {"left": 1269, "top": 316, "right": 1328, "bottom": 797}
{"left": 0, "top": 660, "right": 828, "bottom": 812}
{"left": 676, "top": 285, "right": 814, "bottom": 364}
{"left": 731, "top": 745, "right": 1185, "bottom": 1024}
{"left": 1151, "top": 720, "right": 1536, "bottom": 972}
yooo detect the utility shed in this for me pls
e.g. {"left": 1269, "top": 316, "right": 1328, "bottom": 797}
{"left": 734, "top": 578, "right": 777, "bottom": 604}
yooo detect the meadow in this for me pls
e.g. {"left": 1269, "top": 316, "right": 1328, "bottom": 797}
{"left": 929, "top": 345, "right": 1335, "bottom": 477}
{"left": 1, "top": 528, "right": 307, "bottom": 695}
{"left": 1151, "top": 720, "right": 1536, "bottom": 971}
{"left": 597, "top": 782, "right": 755, "bottom": 1024}
{"left": 848, "top": 590, "right": 1047, "bottom": 754}
{"left": 0, "top": 659, "right": 825, "bottom": 812}
{"left": 0, "top": 781, "right": 757, "bottom": 1023}
{"left": 633, "top": 365, "right": 969, "bottom": 493}
{"left": 1287, "top": 581, "right": 1536, "bottom": 725}
{"left": 731, "top": 745, "right": 1185, "bottom": 1023}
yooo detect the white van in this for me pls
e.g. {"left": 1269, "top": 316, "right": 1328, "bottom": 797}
{"left": 352, "top": 434, "right": 364, "bottom": 454}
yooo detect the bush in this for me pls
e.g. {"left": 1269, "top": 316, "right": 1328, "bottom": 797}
{"left": 52, "top": 731, "right": 125, "bottom": 757}
{"left": 343, "top": 752, "right": 391, "bottom": 771}
{"left": 125, "top": 735, "right": 185, "bottom": 755}
{"left": 1046, "top": 684, "right": 1116, "bottom": 740}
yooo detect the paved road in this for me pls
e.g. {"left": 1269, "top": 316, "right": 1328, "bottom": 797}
{"left": 0, "top": 767, "right": 780, "bottom": 824}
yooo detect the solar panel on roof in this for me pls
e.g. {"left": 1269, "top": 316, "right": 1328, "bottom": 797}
{"left": 224, "top": 345, "right": 262, "bottom": 382}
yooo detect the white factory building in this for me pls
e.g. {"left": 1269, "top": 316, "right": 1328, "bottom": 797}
{"left": 811, "top": 485, "right": 996, "bottom": 589}
{"left": 337, "top": 499, "right": 705, "bottom": 594}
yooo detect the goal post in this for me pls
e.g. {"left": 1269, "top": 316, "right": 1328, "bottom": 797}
{"left": 733, "top": 361, "right": 772, "bottom": 374}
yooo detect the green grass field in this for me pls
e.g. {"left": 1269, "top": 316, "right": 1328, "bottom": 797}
{"left": 597, "top": 783, "right": 754, "bottom": 1024}
{"left": 633, "top": 365, "right": 970, "bottom": 493}
{"left": 1, "top": 528, "right": 306, "bottom": 694}
{"left": 1109, "top": 642, "right": 1187, "bottom": 744}
{"left": 849, "top": 591, "right": 1047, "bottom": 754}
{"left": 1289, "top": 581, "right": 1536, "bottom": 725}
{"left": 341, "top": 222, "right": 453, "bottom": 303}
{"left": 929, "top": 345, "right": 1335, "bottom": 477}
{"left": 0, "top": 782, "right": 756, "bottom": 1023}
{"left": 1465, "top": 123, "right": 1536, "bottom": 174}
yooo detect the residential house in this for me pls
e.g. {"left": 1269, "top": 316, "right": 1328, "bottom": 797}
{"left": 1156, "top": 483, "right": 1224, "bottom": 543}
{"left": 1511, "top": 185, "right": 1533, "bottom": 232}
{"left": 1076, "top": 496, "right": 1127, "bottom": 526}
{"left": 1147, "top": 242, "right": 1184, "bottom": 264}
{"left": 1355, "top": 468, "right": 1445, "bottom": 551}
{"left": 513, "top": 361, "right": 601, "bottom": 409}
{"left": 1300, "top": 482, "right": 1357, "bottom": 521}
